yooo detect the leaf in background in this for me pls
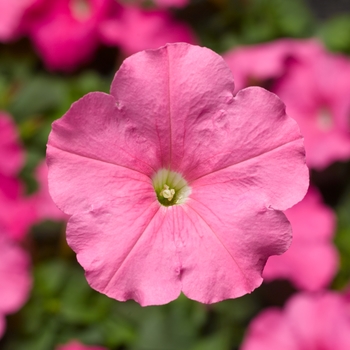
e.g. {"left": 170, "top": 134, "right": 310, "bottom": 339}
{"left": 319, "top": 14, "right": 350, "bottom": 55}
{"left": 333, "top": 186, "right": 350, "bottom": 289}
{"left": 8, "top": 75, "right": 68, "bottom": 121}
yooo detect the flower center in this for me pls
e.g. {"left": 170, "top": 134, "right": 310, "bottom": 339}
{"left": 152, "top": 169, "right": 191, "bottom": 207}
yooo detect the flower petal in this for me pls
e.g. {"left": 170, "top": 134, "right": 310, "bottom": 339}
{"left": 110, "top": 43, "right": 235, "bottom": 171}
{"left": 179, "top": 192, "right": 291, "bottom": 303}
{"left": 67, "top": 204, "right": 182, "bottom": 306}
{"left": 189, "top": 88, "right": 308, "bottom": 210}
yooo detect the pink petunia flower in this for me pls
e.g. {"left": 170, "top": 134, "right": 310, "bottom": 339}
{"left": 0, "top": 233, "right": 32, "bottom": 339}
{"left": 224, "top": 39, "right": 350, "bottom": 169}
{"left": 19, "top": 0, "right": 195, "bottom": 71}
{"left": 56, "top": 340, "right": 107, "bottom": 350}
{"left": 274, "top": 47, "right": 350, "bottom": 170}
{"left": 47, "top": 43, "right": 308, "bottom": 306}
{"left": 99, "top": 4, "right": 196, "bottom": 56}
{"left": 26, "top": 0, "right": 111, "bottom": 72}
{"left": 241, "top": 291, "right": 350, "bottom": 350}
{"left": 263, "top": 186, "right": 338, "bottom": 291}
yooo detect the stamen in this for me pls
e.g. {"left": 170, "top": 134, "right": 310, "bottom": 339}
{"left": 160, "top": 184, "right": 175, "bottom": 201}
{"left": 152, "top": 169, "right": 191, "bottom": 206}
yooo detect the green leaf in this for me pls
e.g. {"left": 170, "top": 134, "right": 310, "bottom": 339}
{"left": 319, "top": 14, "right": 350, "bottom": 54}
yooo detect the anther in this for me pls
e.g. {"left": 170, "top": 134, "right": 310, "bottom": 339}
{"left": 160, "top": 184, "right": 175, "bottom": 201}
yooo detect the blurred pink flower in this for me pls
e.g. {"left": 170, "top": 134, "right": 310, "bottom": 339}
{"left": 263, "top": 186, "right": 338, "bottom": 291}
{"left": 274, "top": 48, "right": 350, "bottom": 170}
{"left": 47, "top": 43, "right": 308, "bottom": 306}
{"left": 241, "top": 292, "right": 350, "bottom": 350}
{"left": 224, "top": 39, "right": 350, "bottom": 169}
{"left": 32, "top": 161, "right": 68, "bottom": 222}
{"left": 0, "top": 233, "right": 31, "bottom": 339}
{"left": 99, "top": 5, "right": 196, "bottom": 56}
{"left": 26, "top": 0, "right": 111, "bottom": 72}
{"left": 0, "top": 112, "right": 25, "bottom": 176}
{"left": 0, "top": 112, "right": 37, "bottom": 240}
{"left": 223, "top": 39, "right": 323, "bottom": 93}
{"left": 56, "top": 340, "right": 107, "bottom": 350}
{"left": 0, "top": 175, "right": 37, "bottom": 241}
{"left": 12, "top": 0, "right": 195, "bottom": 71}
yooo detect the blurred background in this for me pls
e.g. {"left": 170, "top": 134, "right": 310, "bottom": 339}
{"left": 1, "top": 0, "right": 350, "bottom": 349}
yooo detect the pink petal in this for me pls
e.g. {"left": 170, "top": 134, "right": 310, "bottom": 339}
{"left": 179, "top": 197, "right": 292, "bottom": 303}
{"left": 110, "top": 44, "right": 232, "bottom": 173}
{"left": 67, "top": 204, "right": 182, "bottom": 306}
{"left": 187, "top": 87, "right": 308, "bottom": 210}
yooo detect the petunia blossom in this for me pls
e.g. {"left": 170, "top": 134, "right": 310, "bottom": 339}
{"left": 263, "top": 186, "right": 338, "bottom": 291}
{"left": 56, "top": 340, "right": 107, "bottom": 350}
{"left": 26, "top": 0, "right": 111, "bottom": 72}
{"left": 224, "top": 39, "right": 350, "bottom": 169}
{"left": 16, "top": 0, "right": 195, "bottom": 71}
{"left": 241, "top": 292, "right": 350, "bottom": 350}
{"left": 47, "top": 43, "right": 308, "bottom": 306}
{"left": 274, "top": 47, "right": 350, "bottom": 169}
{"left": 0, "top": 233, "right": 32, "bottom": 339}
